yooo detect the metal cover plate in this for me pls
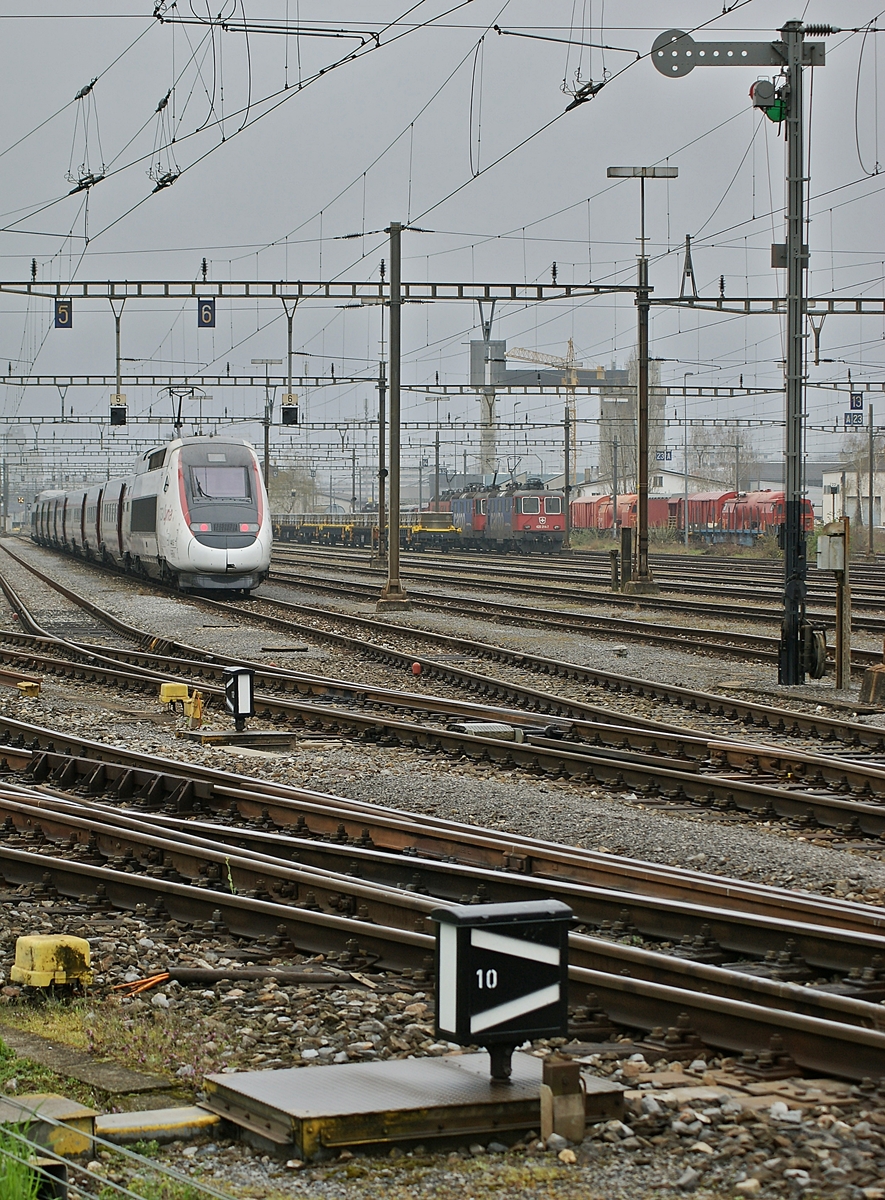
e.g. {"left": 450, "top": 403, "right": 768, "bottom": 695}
{"left": 206, "top": 1052, "right": 541, "bottom": 1122}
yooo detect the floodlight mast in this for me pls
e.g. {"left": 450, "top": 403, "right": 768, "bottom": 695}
{"left": 651, "top": 22, "right": 836, "bottom": 685}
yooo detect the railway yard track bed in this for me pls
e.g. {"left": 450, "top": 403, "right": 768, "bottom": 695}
{"left": 4, "top": 540, "right": 885, "bottom": 1193}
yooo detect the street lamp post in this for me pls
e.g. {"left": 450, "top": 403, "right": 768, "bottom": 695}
{"left": 251, "top": 358, "right": 283, "bottom": 484}
{"left": 607, "top": 165, "right": 678, "bottom": 591}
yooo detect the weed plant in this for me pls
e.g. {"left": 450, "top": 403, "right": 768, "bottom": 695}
{"left": 0, "top": 1125, "right": 39, "bottom": 1200}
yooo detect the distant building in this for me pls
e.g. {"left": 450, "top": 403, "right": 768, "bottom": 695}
{"left": 821, "top": 469, "right": 885, "bottom": 527}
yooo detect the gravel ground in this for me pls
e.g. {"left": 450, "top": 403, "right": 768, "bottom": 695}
{"left": 268, "top": 546, "right": 885, "bottom": 653}
{"left": 3, "top": 540, "right": 885, "bottom": 1197}
{"left": 4, "top": 901, "right": 885, "bottom": 1199}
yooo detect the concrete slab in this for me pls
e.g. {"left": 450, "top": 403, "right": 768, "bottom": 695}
{"left": 0, "top": 1023, "right": 168, "bottom": 1094}
{"left": 96, "top": 1106, "right": 221, "bottom": 1144}
{"left": 203, "top": 1051, "right": 624, "bottom": 1159}
{"left": 0, "top": 1092, "right": 97, "bottom": 1157}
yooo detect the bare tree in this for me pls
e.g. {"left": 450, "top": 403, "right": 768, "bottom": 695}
{"left": 268, "top": 464, "right": 318, "bottom": 514}
{"left": 686, "top": 425, "right": 759, "bottom": 491}
{"left": 598, "top": 355, "right": 665, "bottom": 491}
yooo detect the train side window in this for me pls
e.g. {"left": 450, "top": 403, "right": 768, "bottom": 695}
{"left": 544, "top": 496, "right": 562, "bottom": 515}
{"left": 147, "top": 450, "right": 166, "bottom": 471}
{"left": 520, "top": 497, "right": 541, "bottom": 515}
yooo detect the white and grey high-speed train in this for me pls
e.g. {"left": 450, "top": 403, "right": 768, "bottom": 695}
{"left": 32, "top": 436, "right": 272, "bottom": 593}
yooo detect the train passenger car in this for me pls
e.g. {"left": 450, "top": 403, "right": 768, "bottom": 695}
{"left": 487, "top": 488, "right": 566, "bottom": 552}
{"left": 32, "top": 436, "right": 271, "bottom": 593}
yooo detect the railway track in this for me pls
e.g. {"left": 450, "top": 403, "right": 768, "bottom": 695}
{"left": 5, "top": 545, "right": 885, "bottom": 847}
{"left": 268, "top": 561, "right": 884, "bottom": 669}
{"left": 271, "top": 543, "right": 885, "bottom": 622}
{"left": 7, "top": 547, "right": 885, "bottom": 1079}
{"left": 3, "top": 719, "right": 885, "bottom": 1080}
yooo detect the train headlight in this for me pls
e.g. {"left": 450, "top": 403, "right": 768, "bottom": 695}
{"left": 190, "top": 522, "right": 212, "bottom": 532}
{"left": 239, "top": 523, "right": 259, "bottom": 532}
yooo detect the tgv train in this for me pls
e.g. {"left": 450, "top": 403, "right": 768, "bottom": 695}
{"left": 32, "top": 436, "right": 272, "bottom": 593}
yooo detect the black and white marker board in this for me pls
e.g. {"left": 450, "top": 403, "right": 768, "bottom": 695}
{"left": 430, "top": 900, "right": 572, "bottom": 1046}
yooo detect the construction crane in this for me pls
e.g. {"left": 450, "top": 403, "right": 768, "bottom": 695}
{"left": 506, "top": 339, "right": 581, "bottom": 479}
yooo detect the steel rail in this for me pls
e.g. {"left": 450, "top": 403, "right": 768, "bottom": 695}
{"left": 7, "top": 543, "right": 883, "bottom": 751}
{"left": 271, "top": 544, "right": 885, "bottom": 622}
{"left": 9, "top": 549, "right": 885, "bottom": 835}
{"left": 267, "top": 564, "right": 883, "bottom": 669}
{"left": 1, "top": 542, "right": 878, "bottom": 772}
{"left": 5, "top": 778, "right": 885, "bottom": 1026}
{"left": 270, "top": 551, "right": 885, "bottom": 649}
{"left": 9, "top": 795, "right": 885, "bottom": 1022}
{"left": 9, "top": 635, "right": 885, "bottom": 838}
{"left": 7, "top": 549, "right": 885, "bottom": 797}
{"left": 1, "top": 715, "right": 882, "bottom": 938}
{"left": 269, "top": 567, "right": 787, "bottom": 659}
{"left": 568, "top": 965, "right": 885, "bottom": 1083}
{"left": 3, "top": 801, "right": 885, "bottom": 1081}
{"left": 0, "top": 841, "right": 429, "bottom": 968}
{"left": 239, "top": 594, "right": 885, "bottom": 749}
{"left": 5, "top": 782, "right": 885, "bottom": 978}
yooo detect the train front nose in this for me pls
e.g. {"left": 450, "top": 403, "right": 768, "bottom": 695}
{"left": 186, "top": 530, "right": 265, "bottom": 572}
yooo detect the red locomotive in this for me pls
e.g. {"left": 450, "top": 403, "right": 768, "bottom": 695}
{"left": 487, "top": 487, "right": 565, "bottom": 551}
{"left": 450, "top": 483, "right": 565, "bottom": 551}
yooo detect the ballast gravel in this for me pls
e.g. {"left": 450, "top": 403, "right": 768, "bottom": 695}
{"left": 4, "top": 686, "right": 885, "bottom": 905}
{"left": 4, "top": 540, "right": 885, "bottom": 1196}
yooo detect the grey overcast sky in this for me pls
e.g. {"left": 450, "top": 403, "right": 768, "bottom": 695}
{"left": 1, "top": 1, "right": 884, "bottom": 489}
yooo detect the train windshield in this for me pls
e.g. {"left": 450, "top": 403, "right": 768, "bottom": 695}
{"left": 180, "top": 443, "right": 258, "bottom": 510}
{"left": 519, "top": 496, "right": 541, "bottom": 515}
{"left": 544, "top": 496, "right": 562, "bottom": 515}
{"left": 190, "top": 466, "right": 251, "bottom": 500}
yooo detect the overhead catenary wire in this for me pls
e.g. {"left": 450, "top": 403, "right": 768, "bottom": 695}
{"left": 3, "top": 4, "right": 877, "bottom": 448}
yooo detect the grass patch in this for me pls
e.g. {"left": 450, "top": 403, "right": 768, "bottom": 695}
{"left": 0, "top": 1124, "right": 41, "bottom": 1200}
{"left": 0, "top": 1034, "right": 102, "bottom": 1109}
{"left": 98, "top": 1178, "right": 209, "bottom": 1200}
{"left": 1, "top": 998, "right": 250, "bottom": 1090}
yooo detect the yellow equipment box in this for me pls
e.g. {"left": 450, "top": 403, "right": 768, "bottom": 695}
{"left": 10, "top": 935, "right": 92, "bottom": 988}
{"left": 159, "top": 682, "right": 190, "bottom": 705}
